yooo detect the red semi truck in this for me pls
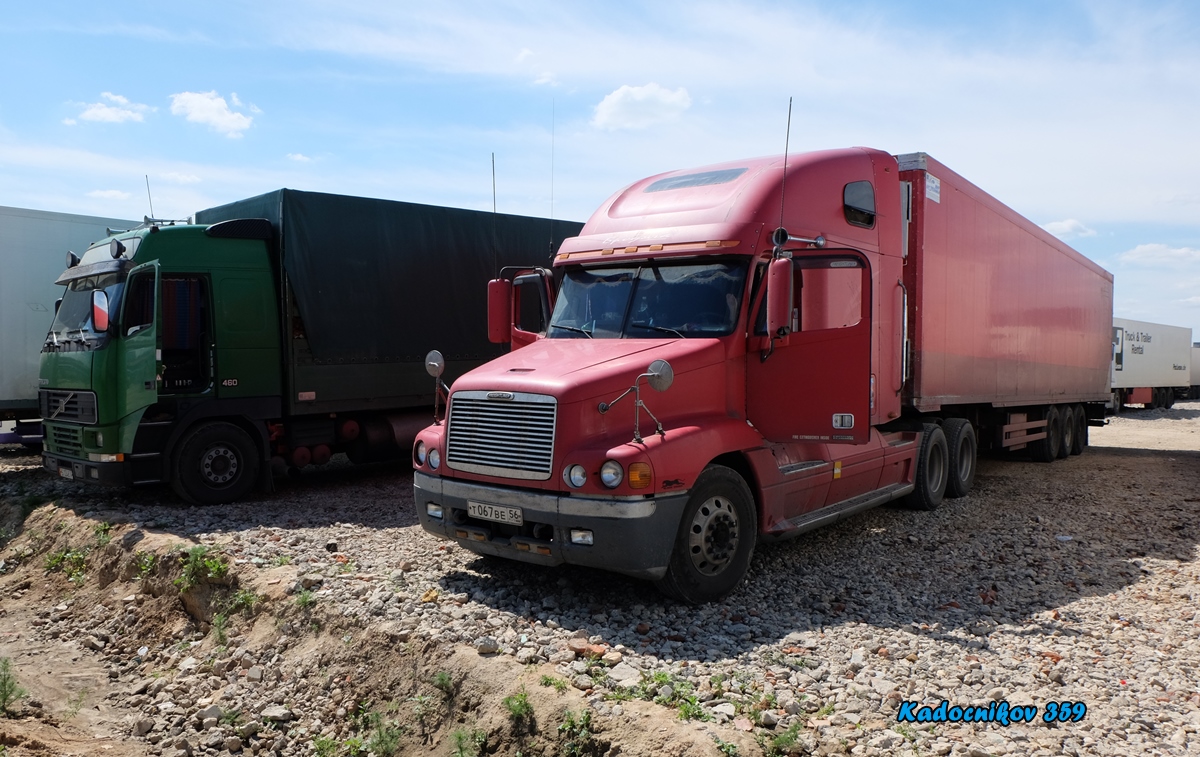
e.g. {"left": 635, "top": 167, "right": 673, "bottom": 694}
{"left": 413, "top": 148, "right": 1114, "bottom": 603}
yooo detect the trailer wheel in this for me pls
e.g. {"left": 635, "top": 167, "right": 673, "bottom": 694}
{"left": 904, "top": 424, "right": 949, "bottom": 510}
{"left": 1058, "top": 406, "right": 1075, "bottom": 460}
{"left": 1029, "top": 406, "right": 1061, "bottom": 463}
{"left": 1165, "top": 390, "right": 1176, "bottom": 410}
{"left": 1070, "top": 404, "right": 1086, "bottom": 456}
{"left": 172, "top": 421, "right": 259, "bottom": 506}
{"left": 656, "top": 465, "right": 756, "bottom": 605}
{"left": 943, "top": 419, "right": 976, "bottom": 499}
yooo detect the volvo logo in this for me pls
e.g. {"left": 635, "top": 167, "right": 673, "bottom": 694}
{"left": 486, "top": 391, "right": 515, "bottom": 401}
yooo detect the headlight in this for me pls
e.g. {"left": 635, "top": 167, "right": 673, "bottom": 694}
{"left": 96, "top": 431, "right": 105, "bottom": 447}
{"left": 429, "top": 448, "right": 441, "bottom": 470}
{"left": 563, "top": 464, "right": 587, "bottom": 488}
{"left": 415, "top": 440, "right": 427, "bottom": 466}
{"left": 600, "top": 460, "right": 623, "bottom": 488}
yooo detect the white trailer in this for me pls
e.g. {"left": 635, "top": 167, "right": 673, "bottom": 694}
{"left": 0, "top": 206, "right": 137, "bottom": 444}
{"left": 1190, "top": 344, "right": 1200, "bottom": 400}
{"left": 1110, "top": 317, "right": 1193, "bottom": 410}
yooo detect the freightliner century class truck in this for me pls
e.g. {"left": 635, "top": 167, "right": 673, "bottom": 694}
{"left": 413, "top": 148, "right": 1114, "bottom": 603}
{"left": 1109, "top": 317, "right": 1192, "bottom": 410}
{"left": 38, "top": 189, "right": 580, "bottom": 505}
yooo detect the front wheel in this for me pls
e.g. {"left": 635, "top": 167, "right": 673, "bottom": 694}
{"left": 171, "top": 421, "right": 260, "bottom": 505}
{"left": 656, "top": 465, "right": 756, "bottom": 605}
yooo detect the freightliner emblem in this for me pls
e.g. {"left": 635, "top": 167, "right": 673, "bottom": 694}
{"left": 486, "top": 391, "right": 515, "bottom": 401}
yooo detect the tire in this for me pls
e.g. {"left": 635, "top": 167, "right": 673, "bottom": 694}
{"left": 1029, "top": 406, "right": 1061, "bottom": 463}
{"left": 171, "top": 421, "right": 260, "bottom": 505}
{"left": 1057, "top": 405, "right": 1075, "bottom": 460}
{"left": 1165, "top": 390, "right": 1176, "bottom": 410}
{"left": 904, "top": 424, "right": 949, "bottom": 510}
{"left": 1070, "top": 404, "right": 1086, "bottom": 456}
{"left": 943, "top": 419, "right": 977, "bottom": 499}
{"left": 656, "top": 465, "right": 756, "bottom": 605}
{"left": 1111, "top": 391, "right": 1122, "bottom": 415}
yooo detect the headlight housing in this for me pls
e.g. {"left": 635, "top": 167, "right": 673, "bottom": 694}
{"left": 564, "top": 464, "right": 587, "bottom": 488}
{"left": 429, "top": 448, "right": 440, "bottom": 470}
{"left": 599, "top": 460, "right": 623, "bottom": 488}
{"left": 415, "top": 440, "right": 427, "bottom": 466}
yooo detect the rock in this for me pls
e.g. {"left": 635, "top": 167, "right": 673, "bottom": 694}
{"left": 474, "top": 636, "right": 500, "bottom": 654}
{"left": 760, "top": 710, "right": 780, "bottom": 727}
{"left": 609, "top": 662, "right": 641, "bottom": 687}
{"left": 300, "top": 573, "right": 324, "bottom": 589}
{"left": 260, "top": 705, "right": 293, "bottom": 721}
{"left": 134, "top": 717, "right": 156, "bottom": 736}
{"left": 226, "top": 736, "right": 243, "bottom": 752}
{"left": 247, "top": 666, "right": 264, "bottom": 682}
{"left": 196, "top": 704, "right": 222, "bottom": 721}
{"left": 82, "top": 635, "right": 105, "bottom": 651}
{"left": 573, "top": 674, "right": 595, "bottom": 690}
{"left": 712, "top": 703, "right": 736, "bottom": 717}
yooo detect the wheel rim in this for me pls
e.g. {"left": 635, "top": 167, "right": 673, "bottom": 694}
{"left": 687, "top": 495, "right": 740, "bottom": 576}
{"left": 927, "top": 440, "right": 947, "bottom": 492}
{"left": 200, "top": 444, "right": 239, "bottom": 485}
{"left": 956, "top": 435, "right": 975, "bottom": 483}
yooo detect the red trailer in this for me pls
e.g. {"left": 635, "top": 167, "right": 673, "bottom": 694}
{"left": 413, "top": 148, "right": 1113, "bottom": 603}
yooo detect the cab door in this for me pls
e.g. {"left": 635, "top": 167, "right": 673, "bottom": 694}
{"left": 746, "top": 252, "right": 872, "bottom": 444}
{"left": 117, "top": 261, "right": 161, "bottom": 420}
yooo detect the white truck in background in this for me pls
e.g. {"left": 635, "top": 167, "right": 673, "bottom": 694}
{"left": 0, "top": 205, "right": 137, "bottom": 446}
{"left": 1190, "top": 343, "right": 1200, "bottom": 400}
{"left": 1110, "top": 317, "right": 1193, "bottom": 411}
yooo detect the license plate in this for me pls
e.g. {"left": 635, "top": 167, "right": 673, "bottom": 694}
{"left": 468, "top": 501, "right": 523, "bottom": 526}
{"left": 59, "top": 467, "right": 74, "bottom": 480}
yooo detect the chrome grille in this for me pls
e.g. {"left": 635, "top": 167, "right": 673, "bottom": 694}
{"left": 446, "top": 391, "right": 556, "bottom": 480}
{"left": 39, "top": 389, "right": 98, "bottom": 425}
{"left": 47, "top": 424, "right": 83, "bottom": 457}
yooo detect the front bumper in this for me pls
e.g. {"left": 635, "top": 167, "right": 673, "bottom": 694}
{"left": 414, "top": 471, "right": 689, "bottom": 581}
{"left": 42, "top": 452, "right": 128, "bottom": 487}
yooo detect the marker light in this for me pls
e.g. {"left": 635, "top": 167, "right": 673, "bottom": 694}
{"left": 628, "top": 462, "right": 652, "bottom": 489}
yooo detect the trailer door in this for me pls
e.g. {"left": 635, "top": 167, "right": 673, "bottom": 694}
{"left": 746, "top": 253, "right": 872, "bottom": 444}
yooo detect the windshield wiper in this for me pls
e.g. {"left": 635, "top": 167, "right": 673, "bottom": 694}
{"left": 549, "top": 322, "right": 592, "bottom": 338}
{"left": 630, "top": 322, "right": 685, "bottom": 338}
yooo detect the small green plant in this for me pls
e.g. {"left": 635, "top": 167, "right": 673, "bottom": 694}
{"left": 0, "top": 658, "right": 27, "bottom": 715}
{"left": 894, "top": 722, "right": 918, "bottom": 744}
{"left": 432, "top": 670, "right": 454, "bottom": 696}
{"left": 363, "top": 711, "right": 403, "bottom": 756}
{"left": 226, "top": 589, "right": 258, "bottom": 617}
{"left": 503, "top": 687, "right": 534, "bottom": 724}
{"left": 134, "top": 551, "right": 156, "bottom": 580}
{"left": 558, "top": 709, "right": 594, "bottom": 757}
{"left": 602, "top": 687, "right": 634, "bottom": 702}
{"left": 761, "top": 722, "right": 804, "bottom": 757}
{"left": 677, "top": 695, "right": 711, "bottom": 722}
{"left": 311, "top": 735, "right": 338, "bottom": 757}
{"left": 815, "top": 701, "right": 835, "bottom": 717}
{"left": 271, "top": 554, "right": 293, "bottom": 566}
{"left": 45, "top": 548, "right": 87, "bottom": 584}
{"left": 93, "top": 521, "right": 113, "bottom": 547}
{"left": 295, "top": 589, "right": 316, "bottom": 609}
{"left": 408, "top": 694, "right": 431, "bottom": 727}
{"left": 211, "top": 613, "right": 228, "bottom": 646}
{"left": 342, "top": 735, "right": 365, "bottom": 756}
{"left": 712, "top": 735, "right": 740, "bottom": 757}
{"left": 219, "top": 708, "right": 242, "bottom": 726}
{"left": 174, "top": 545, "right": 228, "bottom": 591}
{"left": 539, "top": 674, "right": 568, "bottom": 694}
{"left": 64, "top": 687, "right": 89, "bottom": 719}
{"left": 451, "top": 728, "right": 487, "bottom": 757}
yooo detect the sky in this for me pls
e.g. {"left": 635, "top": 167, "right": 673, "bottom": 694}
{"left": 1, "top": 1, "right": 1198, "bottom": 336}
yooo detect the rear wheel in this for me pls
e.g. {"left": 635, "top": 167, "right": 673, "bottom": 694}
{"left": 1058, "top": 405, "right": 1075, "bottom": 460}
{"left": 656, "top": 465, "right": 756, "bottom": 605}
{"left": 171, "top": 421, "right": 260, "bottom": 505}
{"left": 904, "top": 424, "right": 949, "bottom": 511}
{"left": 1029, "top": 406, "right": 1061, "bottom": 462}
{"left": 1070, "top": 404, "right": 1087, "bottom": 455}
{"left": 943, "top": 419, "right": 977, "bottom": 499}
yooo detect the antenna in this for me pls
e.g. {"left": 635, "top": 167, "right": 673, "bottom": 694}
{"left": 491, "top": 152, "right": 498, "bottom": 274}
{"left": 549, "top": 97, "right": 556, "bottom": 260}
{"left": 778, "top": 97, "right": 793, "bottom": 233}
{"left": 145, "top": 175, "right": 155, "bottom": 219}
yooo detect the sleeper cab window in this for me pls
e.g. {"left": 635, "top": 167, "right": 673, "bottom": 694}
{"left": 844, "top": 181, "right": 875, "bottom": 228}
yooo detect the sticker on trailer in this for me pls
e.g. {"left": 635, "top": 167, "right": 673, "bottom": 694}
{"left": 926, "top": 173, "right": 941, "bottom": 203}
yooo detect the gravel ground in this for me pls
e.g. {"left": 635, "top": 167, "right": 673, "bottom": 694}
{"left": 1, "top": 402, "right": 1199, "bottom": 757}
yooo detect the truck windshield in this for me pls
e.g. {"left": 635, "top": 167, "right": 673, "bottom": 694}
{"left": 43, "top": 272, "right": 124, "bottom": 352}
{"left": 549, "top": 260, "right": 748, "bottom": 339}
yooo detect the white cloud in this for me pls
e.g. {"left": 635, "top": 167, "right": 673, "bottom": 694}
{"left": 88, "top": 189, "right": 132, "bottom": 200}
{"left": 1042, "top": 219, "right": 1096, "bottom": 239}
{"left": 516, "top": 48, "right": 533, "bottom": 63}
{"left": 169, "top": 91, "right": 254, "bottom": 138}
{"left": 287, "top": 153, "right": 312, "bottom": 162}
{"left": 592, "top": 83, "right": 691, "bottom": 131}
{"left": 162, "top": 172, "right": 201, "bottom": 184}
{"left": 1119, "top": 243, "right": 1200, "bottom": 265}
{"left": 71, "top": 92, "right": 155, "bottom": 124}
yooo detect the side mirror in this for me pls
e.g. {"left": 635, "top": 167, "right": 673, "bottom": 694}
{"left": 646, "top": 359, "right": 674, "bottom": 392}
{"left": 425, "top": 350, "right": 445, "bottom": 378}
{"left": 66, "top": 251, "right": 80, "bottom": 269}
{"left": 55, "top": 298, "right": 62, "bottom": 316}
{"left": 92, "top": 290, "right": 110, "bottom": 332}
{"left": 766, "top": 257, "right": 793, "bottom": 337}
{"left": 487, "top": 278, "right": 513, "bottom": 344}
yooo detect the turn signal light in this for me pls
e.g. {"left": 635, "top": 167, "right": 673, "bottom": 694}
{"left": 628, "top": 462, "right": 652, "bottom": 489}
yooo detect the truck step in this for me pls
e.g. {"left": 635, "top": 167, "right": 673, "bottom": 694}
{"left": 765, "top": 482, "right": 914, "bottom": 539}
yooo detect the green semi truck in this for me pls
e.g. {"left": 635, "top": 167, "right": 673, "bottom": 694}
{"left": 38, "top": 189, "right": 580, "bottom": 504}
